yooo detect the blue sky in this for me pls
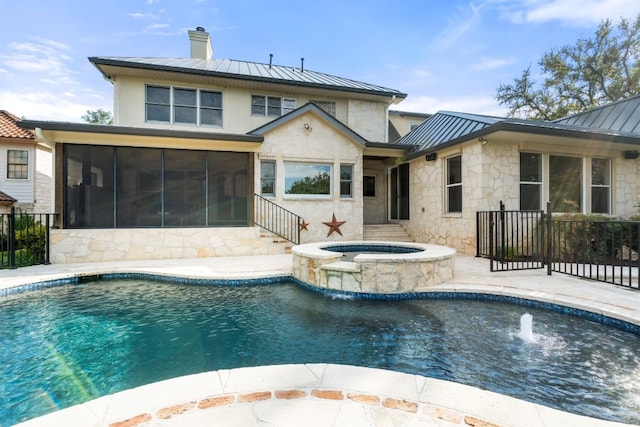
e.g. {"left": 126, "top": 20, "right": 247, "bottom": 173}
{"left": 1, "top": 0, "right": 639, "bottom": 122}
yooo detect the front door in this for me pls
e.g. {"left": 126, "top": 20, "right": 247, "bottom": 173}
{"left": 389, "top": 163, "right": 409, "bottom": 220}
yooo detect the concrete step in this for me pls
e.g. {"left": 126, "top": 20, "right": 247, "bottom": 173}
{"left": 363, "top": 224, "right": 413, "bottom": 242}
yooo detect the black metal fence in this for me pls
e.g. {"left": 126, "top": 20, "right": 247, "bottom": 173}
{"left": 477, "top": 201, "right": 640, "bottom": 289}
{"left": 0, "top": 208, "right": 56, "bottom": 269}
{"left": 477, "top": 201, "right": 545, "bottom": 272}
{"left": 550, "top": 218, "right": 640, "bottom": 288}
{"left": 254, "top": 194, "right": 301, "bottom": 245}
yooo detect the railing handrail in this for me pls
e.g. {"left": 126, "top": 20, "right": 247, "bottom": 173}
{"left": 253, "top": 194, "right": 301, "bottom": 245}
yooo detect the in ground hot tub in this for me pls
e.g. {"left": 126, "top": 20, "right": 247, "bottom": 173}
{"left": 292, "top": 241, "right": 456, "bottom": 294}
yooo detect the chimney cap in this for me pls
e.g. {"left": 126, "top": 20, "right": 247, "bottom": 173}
{"left": 196, "top": 26, "right": 206, "bottom": 32}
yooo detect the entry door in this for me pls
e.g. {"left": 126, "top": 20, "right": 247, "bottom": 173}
{"left": 389, "top": 163, "right": 409, "bottom": 220}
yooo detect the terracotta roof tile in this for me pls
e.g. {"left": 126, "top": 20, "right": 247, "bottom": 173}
{"left": 0, "top": 110, "right": 34, "bottom": 140}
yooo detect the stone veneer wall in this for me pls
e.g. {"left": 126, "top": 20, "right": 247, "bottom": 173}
{"left": 49, "top": 227, "right": 285, "bottom": 264}
{"left": 257, "top": 111, "right": 364, "bottom": 243}
{"left": 292, "top": 242, "right": 456, "bottom": 294}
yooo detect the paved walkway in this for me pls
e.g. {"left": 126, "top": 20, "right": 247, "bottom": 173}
{"left": 3, "top": 255, "right": 640, "bottom": 427}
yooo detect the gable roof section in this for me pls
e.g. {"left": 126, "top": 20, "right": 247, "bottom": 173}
{"left": 90, "top": 57, "right": 407, "bottom": 100}
{"left": 0, "top": 110, "right": 34, "bottom": 141}
{"left": 396, "top": 111, "right": 501, "bottom": 152}
{"left": 554, "top": 94, "right": 640, "bottom": 134}
{"left": 399, "top": 108, "right": 640, "bottom": 160}
{"left": 0, "top": 190, "right": 17, "bottom": 206}
{"left": 249, "top": 102, "right": 369, "bottom": 146}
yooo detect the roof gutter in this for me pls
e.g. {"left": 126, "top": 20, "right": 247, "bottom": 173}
{"left": 405, "top": 121, "right": 640, "bottom": 161}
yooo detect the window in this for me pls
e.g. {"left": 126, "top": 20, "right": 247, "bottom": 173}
{"left": 284, "top": 162, "right": 331, "bottom": 196}
{"left": 550, "top": 155, "right": 582, "bottom": 213}
{"left": 251, "top": 95, "right": 296, "bottom": 117}
{"left": 310, "top": 100, "right": 336, "bottom": 117}
{"left": 260, "top": 161, "right": 276, "bottom": 196}
{"left": 446, "top": 155, "right": 462, "bottom": 213}
{"left": 591, "top": 158, "right": 611, "bottom": 214}
{"left": 363, "top": 176, "right": 376, "bottom": 197}
{"left": 64, "top": 145, "right": 249, "bottom": 228}
{"left": 340, "top": 164, "right": 353, "bottom": 198}
{"left": 520, "top": 153, "right": 542, "bottom": 210}
{"left": 7, "top": 150, "right": 28, "bottom": 179}
{"left": 146, "top": 85, "right": 222, "bottom": 126}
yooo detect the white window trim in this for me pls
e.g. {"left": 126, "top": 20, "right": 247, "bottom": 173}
{"left": 445, "top": 155, "right": 462, "bottom": 214}
{"left": 283, "top": 161, "right": 332, "bottom": 199}
{"left": 7, "top": 149, "right": 29, "bottom": 180}
{"left": 251, "top": 95, "right": 296, "bottom": 117}
{"left": 520, "top": 153, "right": 612, "bottom": 214}
{"left": 145, "top": 84, "right": 223, "bottom": 127}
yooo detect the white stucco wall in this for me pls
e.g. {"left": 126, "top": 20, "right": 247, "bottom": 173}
{"left": 112, "top": 76, "right": 386, "bottom": 142}
{"left": 0, "top": 143, "right": 35, "bottom": 207}
{"left": 34, "top": 145, "right": 53, "bottom": 213}
{"left": 256, "top": 110, "right": 364, "bottom": 243}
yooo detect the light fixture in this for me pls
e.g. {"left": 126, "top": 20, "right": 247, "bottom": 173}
{"left": 425, "top": 153, "right": 437, "bottom": 161}
{"left": 304, "top": 123, "right": 312, "bottom": 132}
{"left": 478, "top": 137, "right": 488, "bottom": 145}
{"left": 624, "top": 150, "right": 639, "bottom": 159}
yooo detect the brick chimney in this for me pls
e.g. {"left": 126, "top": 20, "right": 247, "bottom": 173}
{"left": 188, "top": 27, "right": 213, "bottom": 59}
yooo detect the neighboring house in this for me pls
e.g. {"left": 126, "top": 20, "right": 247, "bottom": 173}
{"left": 19, "top": 28, "right": 412, "bottom": 263}
{"left": 388, "top": 110, "right": 431, "bottom": 142}
{"left": 0, "top": 110, "right": 52, "bottom": 214}
{"left": 396, "top": 96, "right": 640, "bottom": 254}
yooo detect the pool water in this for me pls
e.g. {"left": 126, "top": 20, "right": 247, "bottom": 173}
{"left": 1, "top": 279, "right": 640, "bottom": 426}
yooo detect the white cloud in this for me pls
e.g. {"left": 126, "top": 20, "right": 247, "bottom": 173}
{"left": 430, "top": 3, "right": 483, "bottom": 50}
{"left": 397, "top": 94, "right": 508, "bottom": 116}
{"left": 0, "top": 90, "right": 109, "bottom": 122}
{"left": 470, "top": 57, "right": 513, "bottom": 71}
{"left": 498, "top": 0, "right": 640, "bottom": 26}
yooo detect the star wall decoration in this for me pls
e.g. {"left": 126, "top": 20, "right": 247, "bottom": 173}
{"left": 322, "top": 213, "right": 346, "bottom": 237}
{"left": 299, "top": 219, "right": 309, "bottom": 231}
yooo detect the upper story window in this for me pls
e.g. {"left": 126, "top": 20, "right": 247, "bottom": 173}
{"left": 7, "top": 150, "right": 28, "bottom": 179}
{"left": 146, "top": 85, "right": 222, "bottom": 126}
{"left": 311, "top": 100, "right": 336, "bottom": 117}
{"left": 251, "top": 95, "right": 296, "bottom": 117}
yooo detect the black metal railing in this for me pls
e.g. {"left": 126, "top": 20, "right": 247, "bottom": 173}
{"left": 550, "top": 218, "right": 640, "bottom": 288}
{"left": 477, "top": 201, "right": 640, "bottom": 289}
{"left": 1, "top": 207, "right": 56, "bottom": 269}
{"left": 253, "top": 194, "right": 301, "bottom": 245}
{"left": 477, "top": 201, "right": 545, "bottom": 272}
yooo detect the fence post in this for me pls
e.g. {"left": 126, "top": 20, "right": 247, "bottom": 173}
{"left": 489, "top": 212, "right": 495, "bottom": 272}
{"left": 499, "top": 200, "right": 505, "bottom": 262}
{"left": 546, "top": 201, "right": 552, "bottom": 276}
{"left": 45, "top": 213, "right": 51, "bottom": 265}
{"left": 8, "top": 206, "right": 16, "bottom": 269}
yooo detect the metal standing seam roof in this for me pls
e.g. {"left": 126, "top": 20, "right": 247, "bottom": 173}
{"left": 397, "top": 107, "right": 640, "bottom": 158}
{"left": 394, "top": 111, "right": 502, "bottom": 151}
{"left": 554, "top": 94, "right": 640, "bottom": 134}
{"left": 89, "top": 57, "right": 408, "bottom": 99}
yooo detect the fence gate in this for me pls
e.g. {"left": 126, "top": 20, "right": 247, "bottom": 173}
{"left": 476, "top": 201, "right": 545, "bottom": 272}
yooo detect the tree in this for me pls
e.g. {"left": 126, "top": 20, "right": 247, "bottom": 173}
{"left": 81, "top": 108, "right": 113, "bottom": 125}
{"left": 496, "top": 15, "right": 640, "bottom": 120}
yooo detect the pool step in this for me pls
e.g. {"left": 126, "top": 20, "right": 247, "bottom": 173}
{"left": 363, "top": 224, "right": 413, "bottom": 242}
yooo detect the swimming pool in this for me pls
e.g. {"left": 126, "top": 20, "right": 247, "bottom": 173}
{"left": 1, "top": 278, "right": 640, "bottom": 425}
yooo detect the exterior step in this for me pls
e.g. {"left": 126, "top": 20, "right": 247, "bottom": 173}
{"left": 363, "top": 224, "right": 413, "bottom": 242}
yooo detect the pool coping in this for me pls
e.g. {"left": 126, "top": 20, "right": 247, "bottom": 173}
{"left": 3, "top": 253, "right": 640, "bottom": 427}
